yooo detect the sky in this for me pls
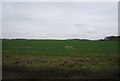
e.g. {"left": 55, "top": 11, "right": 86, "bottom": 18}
{"left": 1, "top": 2, "right": 118, "bottom": 40}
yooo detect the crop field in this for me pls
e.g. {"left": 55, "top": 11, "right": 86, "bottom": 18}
{"left": 2, "top": 40, "right": 119, "bottom": 79}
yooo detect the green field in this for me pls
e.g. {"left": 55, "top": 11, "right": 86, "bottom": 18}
{"left": 2, "top": 40, "right": 119, "bottom": 79}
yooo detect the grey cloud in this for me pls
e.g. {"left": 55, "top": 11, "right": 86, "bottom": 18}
{"left": 2, "top": 2, "right": 118, "bottom": 40}
{"left": 74, "top": 24, "right": 88, "bottom": 27}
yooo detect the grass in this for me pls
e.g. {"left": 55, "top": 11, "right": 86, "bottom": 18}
{"left": 2, "top": 40, "right": 118, "bottom": 54}
{"left": 2, "top": 40, "right": 119, "bottom": 79}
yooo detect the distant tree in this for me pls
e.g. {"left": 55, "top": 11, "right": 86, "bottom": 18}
{"left": 104, "top": 36, "right": 120, "bottom": 41}
{"left": 98, "top": 39, "right": 104, "bottom": 41}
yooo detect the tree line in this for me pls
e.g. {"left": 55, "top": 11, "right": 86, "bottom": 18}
{"left": 1, "top": 36, "right": 120, "bottom": 41}
{"left": 99, "top": 36, "right": 120, "bottom": 41}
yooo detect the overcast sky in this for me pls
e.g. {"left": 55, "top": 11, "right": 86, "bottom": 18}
{"left": 2, "top": 2, "right": 118, "bottom": 39}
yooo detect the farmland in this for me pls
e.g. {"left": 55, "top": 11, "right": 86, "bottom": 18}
{"left": 2, "top": 40, "right": 119, "bottom": 79}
